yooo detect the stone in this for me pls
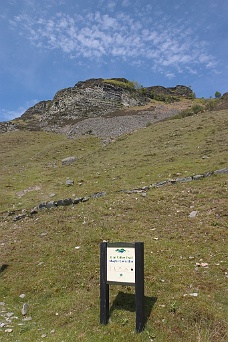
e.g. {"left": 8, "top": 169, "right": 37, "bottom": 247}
{"left": 8, "top": 211, "right": 15, "bottom": 216}
{"left": 62, "top": 156, "right": 76, "bottom": 165}
{"left": 192, "top": 174, "right": 204, "bottom": 180}
{"left": 62, "top": 198, "right": 73, "bottom": 206}
{"left": 189, "top": 211, "right": 198, "bottom": 218}
{"left": 30, "top": 208, "right": 38, "bottom": 215}
{"left": 5, "top": 328, "right": 13, "bottom": 333}
{"left": 13, "top": 214, "right": 26, "bottom": 221}
{"left": 91, "top": 192, "right": 107, "bottom": 198}
{"left": 73, "top": 197, "right": 83, "bottom": 204}
{"left": 56, "top": 199, "right": 64, "bottom": 206}
{"left": 37, "top": 202, "right": 47, "bottom": 209}
{"left": 154, "top": 181, "right": 168, "bottom": 187}
{"left": 21, "top": 303, "right": 29, "bottom": 316}
{"left": 65, "top": 179, "right": 74, "bottom": 186}
{"left": 46, "top": 201, "right": 57, "bottom": 209}
{"left": 204, "top": 171, "right": 213, "bottom": 177}
{"left": 214, "top": 168, "right": 228, "bottom": 175}
{"left": 6, "top": 312, "right": 14, "bottom": 317}
{"left": 81, "top": 196, "right": 90, "bottom": 202}
{"left": 176, "top": 177, "right": 192, "bottom": 182}
{"left": 56, "top": 198, "right": 72, "bottom": 206}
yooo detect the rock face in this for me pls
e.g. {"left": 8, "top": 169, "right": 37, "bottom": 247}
{"left": 214, "top": 92, "right": 228, "bottom": 110}
{"left": 0, "top": 78, "right": 194, "bottom": 135}
{"left": 145, "top": 85, "right": 193, "bottom": 98}
{"left": 21, "top": 78, "right": 149, "bottom": 125}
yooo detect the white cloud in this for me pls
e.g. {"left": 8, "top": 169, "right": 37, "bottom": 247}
{"left": 122, "top": 0, "right": 130, "bottom": 7}
{"left": 165, "top": 72, "right": 175, "bottom": 79}
{"left": 8, "top": 8, "right": 216, "bottom": 75}
{"left": 107, "top": 1, "right": 116, "bottom": 11}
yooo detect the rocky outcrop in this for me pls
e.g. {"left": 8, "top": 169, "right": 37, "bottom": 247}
{"left": 0, "top": 78, "right": 194, "bottom": 135}
{"left": 20, "top": 78, "right": 149, "bottom": 127}
{"left": 145, "top": 85, "right": 193, "bottom": 98}
{"left": 0, "top": 121, "right": 18, "bottom": 133}
{"left": 214, "top": 92, "right": 228, "bottom": 110}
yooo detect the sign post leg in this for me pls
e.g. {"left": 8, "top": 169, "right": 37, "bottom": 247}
{"left": 135, "top": 242, "right": 145, "bottom": 332}
{"left": 100, "top": 242, "right": 109, "bottom": 325}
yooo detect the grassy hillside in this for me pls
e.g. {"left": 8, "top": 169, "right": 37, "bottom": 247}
{"left": 0, "top": 108, "right": 227, "bottom": 341}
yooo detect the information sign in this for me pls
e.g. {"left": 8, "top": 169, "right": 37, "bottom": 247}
{"left": 100, "top": 241, "right": 145, "bottom": 332}
{"left": 107, "top": 245, "right": 135, "bottom": 284}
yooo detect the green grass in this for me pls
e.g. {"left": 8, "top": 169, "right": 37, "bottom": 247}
{"left": 0, "top": 109, "right": 227, "bottom": 341}
{"left": 103, "top": 79, "right": 135, "bottom": 90}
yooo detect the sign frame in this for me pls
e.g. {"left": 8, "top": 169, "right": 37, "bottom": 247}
{"left": 100, "top": 241, "right": 144, "bottom": 333}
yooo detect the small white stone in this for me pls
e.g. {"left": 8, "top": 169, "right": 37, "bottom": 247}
{"left": 189, "top": 210, "right": 198, "bottom": 218}
{"left": 5, "top": 329, "right": 13, "bottom": 333}
{"left": 19, "top": 294, "right": 25, "bottom": 299}
{"left": 75, "top": 246, "right": 80, "bottom": 249}
{"left": 6, "top": 312, "right": 14, "bottom": 317}
{"left": 21, "top": 303, "right": 29, "bottom": 316}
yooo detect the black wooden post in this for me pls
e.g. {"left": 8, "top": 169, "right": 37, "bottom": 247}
{"left": 100, "top": 242, "right": 109, "bottom": 325}
{"left": 135, "top": 242, "right": 145, "bottom": 332}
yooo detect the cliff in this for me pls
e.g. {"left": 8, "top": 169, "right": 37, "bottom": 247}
{"left": 0, "top": 78, "right": 194, "bottom": 136}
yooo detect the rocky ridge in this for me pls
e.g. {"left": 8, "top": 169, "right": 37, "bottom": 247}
{"left": 0, "top": 78, "right": 194, "bottom": 137}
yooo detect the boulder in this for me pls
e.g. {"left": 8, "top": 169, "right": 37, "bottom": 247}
{"left": 62, "top": 157, "right": 76, "bottom": 165}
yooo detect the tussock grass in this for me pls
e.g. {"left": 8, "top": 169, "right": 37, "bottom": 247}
{"left": 0, "top": 109, "right": 227, "bottom": 341}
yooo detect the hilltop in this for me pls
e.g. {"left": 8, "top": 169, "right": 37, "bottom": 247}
{"left": 1, "top": 78, "right": 227, "bottom": 140}
{"left": 0, "top": 78, "right": 194, "bottom": 137}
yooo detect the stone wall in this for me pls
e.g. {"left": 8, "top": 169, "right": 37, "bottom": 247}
{"left": 10, "top": 167, "right": 228, "bottom": 222}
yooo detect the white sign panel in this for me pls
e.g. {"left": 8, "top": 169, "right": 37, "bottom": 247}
{"left": 107, "top": 246, "right": 135, "bottom": 283}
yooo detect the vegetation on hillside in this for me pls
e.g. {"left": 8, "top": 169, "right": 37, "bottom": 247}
{"left": 0, "top": 107, "right": 227, "bottom": 341}
{"left": 104, "top": 79, "right": 136, "bottom": 90}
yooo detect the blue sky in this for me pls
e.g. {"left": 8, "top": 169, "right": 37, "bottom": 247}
{"left": 0, "top": 0, "right": 227, "bottom": 122}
